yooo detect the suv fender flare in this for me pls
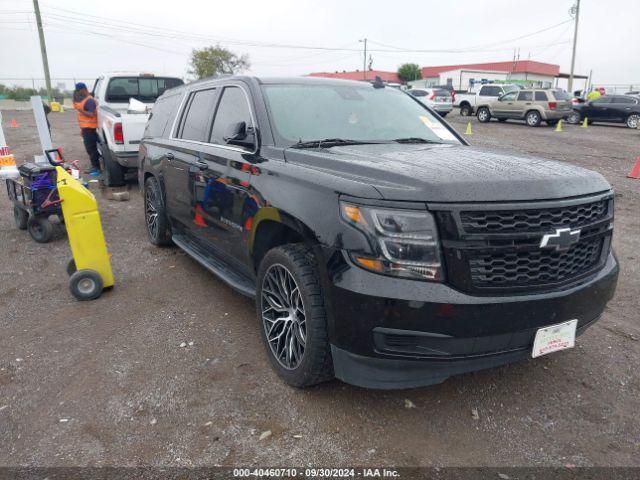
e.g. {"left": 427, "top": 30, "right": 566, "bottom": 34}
{"left": 249, "top": 207, "right": 316, "bottom": 254}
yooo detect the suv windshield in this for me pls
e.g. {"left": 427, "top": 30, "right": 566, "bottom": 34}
{"left": 105, "top": 76, "right": 183, "bottom": 103}
{"left": 262, "top": 83, "right": 461, "bottom": 147}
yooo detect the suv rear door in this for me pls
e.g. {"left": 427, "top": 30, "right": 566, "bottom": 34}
{"left": 514, "top": 90, "right": 534, "bottom": 118}
{"left": 167, "top": 87, "right": 219, "bottom": 229}
{"left": 187, "top": 84, "right": 258, "bottom": 276}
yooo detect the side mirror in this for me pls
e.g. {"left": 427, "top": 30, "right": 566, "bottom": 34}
{"left": 223, "top": 121, "right": 255, "bottom": 148}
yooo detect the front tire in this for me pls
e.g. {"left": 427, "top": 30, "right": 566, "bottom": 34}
{"left": 144, "top": 176, "right": 172, "bottom": 246}
{"left": 256, "top": 244, "right": 333, "bottom": 388}
{"left": 27, "top": 217, "right": 53, "bottom": 243}
{"left": 526, "top": 110, "right": 542, "bottom": 127}
{"left": 69, "top": 269, "right": 103, "bottom": 301}
{"left": 477, "top": 107, "right": 491, "bottom": 123}
{"left": 459, "top": 104, "right": 472, "bottom": 116}
{"left": 626, "top": 114, "right": 640, "bottom": 129}
{"left": 101, "top": 143, "right": 125, "bottom": 187}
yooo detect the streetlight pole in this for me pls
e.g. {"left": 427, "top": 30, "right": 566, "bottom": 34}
{"left": 568, "top": 0, "right": 581, "bottom": 93}
{"left": 33, "top": 0, "right": 53, "bottom": 102}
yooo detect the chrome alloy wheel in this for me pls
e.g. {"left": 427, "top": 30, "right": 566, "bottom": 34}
{"left": 261, "top": 264, "right": 306, "bottom": 370}
{"left": 145, "top": 186, "right": 158, "bottom": 239}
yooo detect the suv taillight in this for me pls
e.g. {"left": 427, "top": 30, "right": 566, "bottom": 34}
{"left": 548, "top": 102, "right": 557, "bottom": 110}
{"left": 114, "top": 122, "right": 124, "bottom": 144}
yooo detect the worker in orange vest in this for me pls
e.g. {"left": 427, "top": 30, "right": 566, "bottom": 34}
{"left": 72, "top": 82, "right": 101, "bottom": 176}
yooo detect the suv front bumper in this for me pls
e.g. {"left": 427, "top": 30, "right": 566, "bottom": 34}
{"left": 326, "top": 252, "right": 618, "bottom": 389}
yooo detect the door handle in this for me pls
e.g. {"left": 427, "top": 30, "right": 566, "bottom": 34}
{"left": 525, "top": 102, "right": 532, "bottom": 105}
{"left": 166, "top": 152, "right": 174, "bottom": 160}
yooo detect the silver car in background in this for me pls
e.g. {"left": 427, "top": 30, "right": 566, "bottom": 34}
{"left": 408, "top": 87, "right": 454, "bottom": 117}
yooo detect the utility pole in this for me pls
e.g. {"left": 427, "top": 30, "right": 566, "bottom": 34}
{"left": 360, "top": 38, "right": 367, "bottom": 80}
{"left": 568, "top": 0, "right": 581, "bottom": 93}
{"left": 33, "top": 0, "right": 53, "bottom": 103}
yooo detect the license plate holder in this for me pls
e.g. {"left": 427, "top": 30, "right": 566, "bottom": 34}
{"left": 532, "top": 319, "right": 578, "bottom": 358}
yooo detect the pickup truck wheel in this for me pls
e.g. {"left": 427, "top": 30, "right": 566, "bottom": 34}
{"left": 626, "top": 114, "right": 639, "bottom": 129}
{"left": 477, "top": 107, "right": 491, "bottom": 123}
{"left": 144, "top": 176, "right": 172, "bottom": 246}
{"left": 526, "top": 110, "right": 542, "bottom": 127}
{"left": 459, "top": 104, "right": 472, "bottom": 116}
{"left": 101, "top": 145, "right": 125, "bottom": 187}
{"left": 257, "top": 244, "right": 333, "bottom": 388}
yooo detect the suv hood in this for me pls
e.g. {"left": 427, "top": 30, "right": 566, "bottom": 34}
{"left": 284, "top": 143, "right": 610, "bottom": 202}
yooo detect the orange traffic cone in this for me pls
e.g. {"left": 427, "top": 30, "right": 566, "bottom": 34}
{"left": 628, "top": 157, "right": 640, "bottom": 179}
{"left": 193, "top": 204, "right": 207, "bottom": 227}
{"left": 10, "top": 118, "right": 18, "bottom": 128}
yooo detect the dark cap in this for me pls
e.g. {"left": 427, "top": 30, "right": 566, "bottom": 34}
{"left": 75, "top": 82, "right": 87, "bottom": 90}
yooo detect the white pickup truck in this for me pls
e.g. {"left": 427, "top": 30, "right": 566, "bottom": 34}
{"left": 91, "top": 73, "right": 183, "bottom": 186}
{"left": 454, "top": 83, "right": 520, "bottom": 117}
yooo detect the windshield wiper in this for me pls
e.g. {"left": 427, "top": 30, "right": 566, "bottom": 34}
{"left": 291, "top": 138, "right": 383, "bottom": 149}
{"left": 392, "top": 137, "right": 441, "bottom": 144}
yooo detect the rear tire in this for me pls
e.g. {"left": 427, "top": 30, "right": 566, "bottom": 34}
{"left": 256, "top": 244, "right": 333, "bottom": 388}
{"left": 14, "top": 206, "right": 28, "bottom": 230}
{"left": 27, "top": 217, "right": 53, "bottom": 243}
{"left": 526, "top": 110, "right": 542, "bottom": 127}
{"left": 69, "top": 269, "right": 103, "bottom": 301}
{"left": 626, "top": 113, "right": 639, "bottom": 129}
{"left": 100, "top": 143, "right": 125, "bottom": 187}
{"left": 567, "top": 111, "right": 581, "bottom": 124}
{"left": 477, "top": 107, "right": 491, "bottom": 123}
{"left": 459, "top": 104, "right": 472, "bottom": 116}
{"left": 144, "top": 175, "right": 172, "bottom": 246}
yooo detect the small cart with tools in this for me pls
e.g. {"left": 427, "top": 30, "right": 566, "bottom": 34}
{"left": 6, "top": 161, "right": 63, "bottom": 243}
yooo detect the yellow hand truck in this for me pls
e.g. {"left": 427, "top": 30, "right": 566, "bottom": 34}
{"left": 56, "top": 166, "right": 114, "bottom": 300}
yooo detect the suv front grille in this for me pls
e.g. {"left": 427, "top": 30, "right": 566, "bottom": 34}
{"left": 460, "top": 199, "right": 608, "bottom": 233}
{"left": 469, "top": 237, "right": 603, "bottom": 288}
{"left": 436, "top": 194, "right": 613, "bottom": 295}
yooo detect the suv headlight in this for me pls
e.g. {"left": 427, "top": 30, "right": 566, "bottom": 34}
{"left": 340, "top": 201, "right": 443, "bottom": 281}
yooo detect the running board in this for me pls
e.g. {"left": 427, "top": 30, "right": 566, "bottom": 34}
{"left": 172, "top": 233, "right": 256, "bottom": 298}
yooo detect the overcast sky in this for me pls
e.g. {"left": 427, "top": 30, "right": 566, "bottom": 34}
{"left": 1, "top": 0, "right": 639, "bottom": 89}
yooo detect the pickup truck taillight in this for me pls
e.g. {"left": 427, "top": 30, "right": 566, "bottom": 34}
{"left": 430, "top": 93, "right": 436, "bottom": 100}
{"left": 114, "top": 122, "right": 124, "bottom": 144}
{"left": 548, "top": 102, "right": 557, "bottom": 110}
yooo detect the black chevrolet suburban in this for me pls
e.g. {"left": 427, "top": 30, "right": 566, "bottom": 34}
{"left": 139, "top": 76, "right": 618, "bottom": 389}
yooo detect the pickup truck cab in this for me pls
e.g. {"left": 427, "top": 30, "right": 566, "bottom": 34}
{"left": 92, "top": 73, "right": 183, "bottom": 186}
{"left": 140, "top": 76, "right": 618, "bottom": 389}
{"left": 455, "top": 83, "right": 520, "bottom": 116}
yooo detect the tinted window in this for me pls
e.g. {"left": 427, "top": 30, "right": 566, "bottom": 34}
{"left": 434, "top": 89, "right": 450, "bottom": 97}
{"left": 592, "top": 97, "right": 611, "bottom": 104}
{"left": 614, "top": 96, "right": 637, "bottom": 104}
{"left": 409, "top": 90, "right": 427, "bottom": 97}
{"left": 179, "top": 89, "right": 217, "bottom": 142}
{"left": 210, "top": 87, "right": 253, "bottom": 146}
{"left": 105, "top": 76, "right": 183, "bottom": 103}
{"left": 534, "top": 91, "right": 548, "bottom": 101}
{"left": 480, "top": 86, "right": 501, "bottom": 96}
{"left": 145, "top": 93, "right": 182, "bottom": 138}
{"left": 552, "top": 90, "right": 571, "bottom": 101}
{"left": 500, "top": 92, "right": 518, "bottom": 101}
{"left": 517, "top": 91, "right": 533, "bottom": 101}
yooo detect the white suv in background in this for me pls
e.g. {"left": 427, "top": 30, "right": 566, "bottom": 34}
{"left": 408, "top": 88, "right": 454, "bottom": 117}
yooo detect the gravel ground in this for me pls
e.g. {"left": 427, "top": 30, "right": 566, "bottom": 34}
{"left": 0, "top": 110, "right": 639, "bottom": 468}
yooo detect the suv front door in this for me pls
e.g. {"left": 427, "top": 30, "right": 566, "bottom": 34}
{"left": 188, "top": 85, "right": 258, "bottom": 276}
{"left": 492, "top": 91, "right": 518, "bottom": 117}
{"left": 583, "top": 96, "right": 611, "bottom": 121}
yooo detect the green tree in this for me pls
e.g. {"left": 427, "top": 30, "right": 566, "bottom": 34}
{"left": 188, "top": 45, "right": 250, "bottom": 80}
{"left": 397, "top": 63, "right": 422, "bottom": 83}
